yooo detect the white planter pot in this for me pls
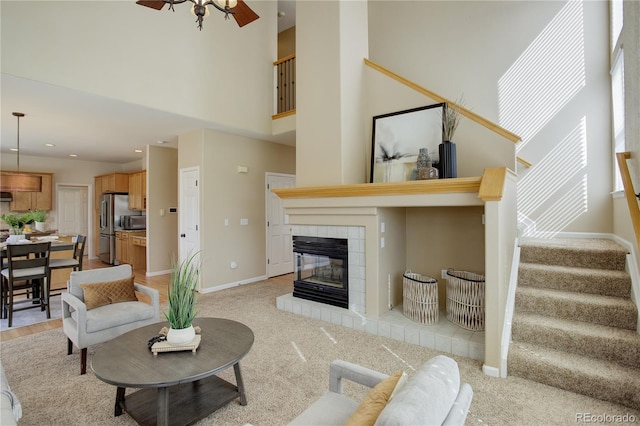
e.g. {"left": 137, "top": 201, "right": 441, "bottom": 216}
{"left": 166, "top": 325, "right": 196, "bottom": 345}
{"left": 35, "top": 221, "right": 46, "bottom": 232}
{"left": 6, "top": 234, "right": 25, "bottom": 244}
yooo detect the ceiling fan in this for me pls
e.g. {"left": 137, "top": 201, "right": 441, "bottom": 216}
{"left": 136, "top": 0, "right": 259, "bottom": 30}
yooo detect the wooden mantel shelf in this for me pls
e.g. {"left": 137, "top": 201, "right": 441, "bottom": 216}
{"left": 272, "top": 177, "right": 481, "bottom": 199}
{"left": 272, "top": 168, "right": 509, "bottom": 202}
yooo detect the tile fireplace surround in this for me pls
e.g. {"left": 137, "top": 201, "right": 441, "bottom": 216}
{"left": 277, "top": 224, "right": 484, "bottom": 361}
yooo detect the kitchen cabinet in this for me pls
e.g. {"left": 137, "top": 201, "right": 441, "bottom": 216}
{"left": 115, "top": 231, "right": 129, "bottom": 265}
{"left": 9, "top": 173, "right": 53, "bottom": 211}
{"left": 115, "top": 230, "right": 146, "bottom": 270}
{"left": 128, "top": 170, "right": 146, "bottom": 211}
{"left": 98, "top": 173, "right": 129, "bottom": 194}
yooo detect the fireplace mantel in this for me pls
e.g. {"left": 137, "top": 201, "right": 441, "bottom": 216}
{"left": 272, "top": 167, "right": 517, "bottom": 377}
{"left": 272, "top": 168, "right": 508, "bottom": 206}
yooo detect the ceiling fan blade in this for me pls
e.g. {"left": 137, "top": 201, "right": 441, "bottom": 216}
{"left": 136, "top": 0, "right": 166, "bottom": 10}
{"left": 232, "top": 0, "right": 259, "bottom": 27}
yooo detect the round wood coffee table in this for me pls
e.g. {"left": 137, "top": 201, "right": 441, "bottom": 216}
{"left": 91, "top": 317, "right": 254, "bottom": 426}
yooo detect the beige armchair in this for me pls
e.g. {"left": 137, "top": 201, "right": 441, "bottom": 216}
{"left": 61, "top": 264, "right": 159, "bottom": 374}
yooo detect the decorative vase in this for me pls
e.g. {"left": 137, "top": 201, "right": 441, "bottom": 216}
{"left": 416, "top": 148, "right": 438, "bottom": 180}
{"left": 439, "top": 141, "right": 457, "bottom": 179}
{"left": 35, "top": 221, "right": 46, "bottom": 232}
{"left": 166, "top": 325, "right": 196, "bottom": 345}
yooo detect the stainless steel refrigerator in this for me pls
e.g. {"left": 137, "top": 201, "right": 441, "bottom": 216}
{"left": 99, "top": 193, "right": 140, "bottom": 264}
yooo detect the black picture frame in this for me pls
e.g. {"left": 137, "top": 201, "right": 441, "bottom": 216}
{"left": 370, "top": 103, "right": 445, "bottom": 183}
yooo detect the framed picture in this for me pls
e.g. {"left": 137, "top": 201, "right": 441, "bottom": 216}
{"left": 370, "top": 103, "right": 445, "bottom": 183}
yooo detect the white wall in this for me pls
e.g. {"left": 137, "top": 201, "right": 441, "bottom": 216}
{"left": 369, "top": 0, "right": 612, "bottom": 234}
{"left": 179, "top": 129, "right": 295, "bottom": 291}
{"left": 1, "top": 0, "right": 277, "bottom": 136}
{"left": 147, "top": 145, "right": 178, "bottom": 275}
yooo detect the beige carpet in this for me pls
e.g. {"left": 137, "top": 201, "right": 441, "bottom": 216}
{"left": 511, "top": 237, "right": 640, "bottom": 410}
{"left": 2, "top": 280, "right": 639, "bottom": 425}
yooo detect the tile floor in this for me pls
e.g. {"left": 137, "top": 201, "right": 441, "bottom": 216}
{"left": 276, "top": 293, "right": 485, "bottom": 362}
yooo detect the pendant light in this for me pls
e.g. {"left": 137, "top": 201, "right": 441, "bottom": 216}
{"left": 0, "top": 112, "right": 42, "bottom": 192}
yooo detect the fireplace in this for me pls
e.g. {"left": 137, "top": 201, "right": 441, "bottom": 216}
{"left": 292, "top": 236, "right": 349, "bottom": 309}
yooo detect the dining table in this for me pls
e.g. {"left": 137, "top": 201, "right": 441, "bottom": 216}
{"left": 0, "top": 238, "right": 75, "bottom": 255}
{"left": 1, "top": 238, "right": 76, "bottom": 302}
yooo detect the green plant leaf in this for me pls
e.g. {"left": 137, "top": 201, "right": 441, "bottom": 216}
{"left": 164, "top": 252, "right": 200, "bottom": 330}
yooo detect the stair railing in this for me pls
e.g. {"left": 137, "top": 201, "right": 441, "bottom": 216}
{"left": 363, "top": 58, "right": 530, "bottom": 168}
{"left": 616, "top": 152, "right": 640, "bottom": 249}
{"left": 273, "top": 54, "right": 296, "bottom": 117}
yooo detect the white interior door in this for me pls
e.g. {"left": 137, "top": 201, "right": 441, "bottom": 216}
{"left": 57, "top": 185, "right": 89, "bottom": 238}
{"left": 266, "top": 173, "right": 295, "bottom": 277}
{"left": 179, "top": 167, "right": 200, "bottom": 266}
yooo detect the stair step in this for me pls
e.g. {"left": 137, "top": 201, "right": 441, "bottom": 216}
{"left": 515, "top": 286, "right": 638, "bottom": 330}
{"left": 512, "top": 312, "right": 640, "bottom": 368}
{"left": 519, "top": 238, "right": 627, "bottom": 271}
{"left": 508, "top": 342, "right": 640, "bottom": 410}
{"left": 518, "top": 262, "right": 631, "bottom": 298}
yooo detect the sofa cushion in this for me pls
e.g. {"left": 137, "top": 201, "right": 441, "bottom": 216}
{"left": 71, "top": 301, "right": 156, "bottom": 333}
{"left": 1, "top": 363, "right": 21, "bottom": 424}
{"left": 69, "top": 264, "right": 133, "bottom": 301}
{"left": 374, "top": 355, "right": 460, "bottom": 426}
{"left": 80, "top": 275, "right": 137, "bottom": 310}
{"left": 345, "top": 370, "right": 404, "bottom": 426}
{"left": 288, "top": 391, "right": 359, "bottom": 426}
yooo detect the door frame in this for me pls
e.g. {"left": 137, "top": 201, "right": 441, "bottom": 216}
{"left": 178, "top": 166, "right": 201, "bottom": 287}
{"left": 56, "top": 183, "right": 92, "bottom": 257}
{"left": 265, "top": 172, "right": 296, "bottom": 277}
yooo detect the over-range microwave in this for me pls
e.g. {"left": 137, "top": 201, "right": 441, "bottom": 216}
{"left": 121, "top": 215, "right": 146, "bottom": 230}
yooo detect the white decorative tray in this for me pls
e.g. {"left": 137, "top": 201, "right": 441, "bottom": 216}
{"left": 151, "top": 335, "right": 201, "bottom": 356}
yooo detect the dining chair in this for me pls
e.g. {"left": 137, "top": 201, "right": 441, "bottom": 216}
{"left": 0, "top": 242, "right": 52, "bottom": 328}
{"left": 48, "top": 235, "right": 87, "bottom": 297}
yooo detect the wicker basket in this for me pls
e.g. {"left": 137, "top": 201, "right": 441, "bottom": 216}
{"left": 445, "top": 270, "right": 485, "bottom": 331}
{"left": 403, "top": 271, "right": 439, "bottom": 324}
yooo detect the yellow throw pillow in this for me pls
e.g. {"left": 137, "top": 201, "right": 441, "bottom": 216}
{"left": 80, "top": 275, "right": 138, "bottom": 310}
{"left": 344, "top": 370, "right": 404, "bottom": 426}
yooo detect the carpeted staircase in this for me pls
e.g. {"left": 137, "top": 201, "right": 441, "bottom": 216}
{"left": 508, "top": 237, "right": 640, "bottom": 410}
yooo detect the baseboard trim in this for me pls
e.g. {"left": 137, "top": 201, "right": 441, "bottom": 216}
{"left": 483, "top": 364, "right": 500, "bottom": 378}
{"left": 146, "top": 269, "right": 171, "bottom": 277}
{"left": 200, "top": 275, "right": 268, "bottom": 294}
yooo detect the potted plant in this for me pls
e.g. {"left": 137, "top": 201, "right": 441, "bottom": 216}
{"left": 165, "top": 252, "right": 200, "bottom": 345}
{"left": 443, "top": 100, "right": 463, "bottom": 143}
{"left": 1, "top": 213, "right": 31, "bottom": 240}
{"left": 440, "top": 98, "right": 464, "bottom": 179}
{"left": 30, "top": 210, "right": 48, "bottom": 232}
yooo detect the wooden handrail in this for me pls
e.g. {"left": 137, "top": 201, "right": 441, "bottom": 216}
{"left": 616, "top": 152, "right": 640, "bottom": 247}
{"left": 364, "top": 58, "right": 531, "bottom": 169}
{"left": 272, "top": 109, "right": 296, "bottom": 120}
{"left": 274, "top": 54, "right": 296, "bottom": 66}
{"left": 364, "top": 58, "right": 521, "bottom": 143}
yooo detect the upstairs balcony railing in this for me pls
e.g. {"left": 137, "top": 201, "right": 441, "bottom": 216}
{"left": 273, "top": 54, "right": 296, "bottom": 117}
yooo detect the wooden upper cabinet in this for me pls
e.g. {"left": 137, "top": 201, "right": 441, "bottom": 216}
{"left": 128, "top": 170, "right": 146, "bottom": 211}
{"left": 9, "top": 173, "right": 53, "bottom": 211}
{"left": 94, "top": 175, "right": 103, "bottom": 212}
{"left": 99, "top": 173, "right": 129, "bottom": 194}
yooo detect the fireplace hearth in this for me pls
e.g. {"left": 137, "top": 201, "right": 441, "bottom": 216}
{"left": 293, "top": 236, "right": 349, "bottom": 309}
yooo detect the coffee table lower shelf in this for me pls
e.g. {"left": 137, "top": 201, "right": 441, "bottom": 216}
{"left": 117, "top": 375, "right": 242, "bottom": 426}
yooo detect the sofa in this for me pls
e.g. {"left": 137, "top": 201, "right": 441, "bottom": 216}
{"left": 288, "top": 355, "right": 473, "bottom": 426}
{"left": 0, "top": 362, "right": 21, "bottom": 426}
{"left": 61, "top": 264, "right": 160, "bottom": 374}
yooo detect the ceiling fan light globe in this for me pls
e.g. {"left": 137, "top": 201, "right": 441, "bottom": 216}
{"left": 190, "top": 3, "right": 210, "bottom": 17}
{"left": 216, "top": 0, "right": 237, "bottom": 9}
